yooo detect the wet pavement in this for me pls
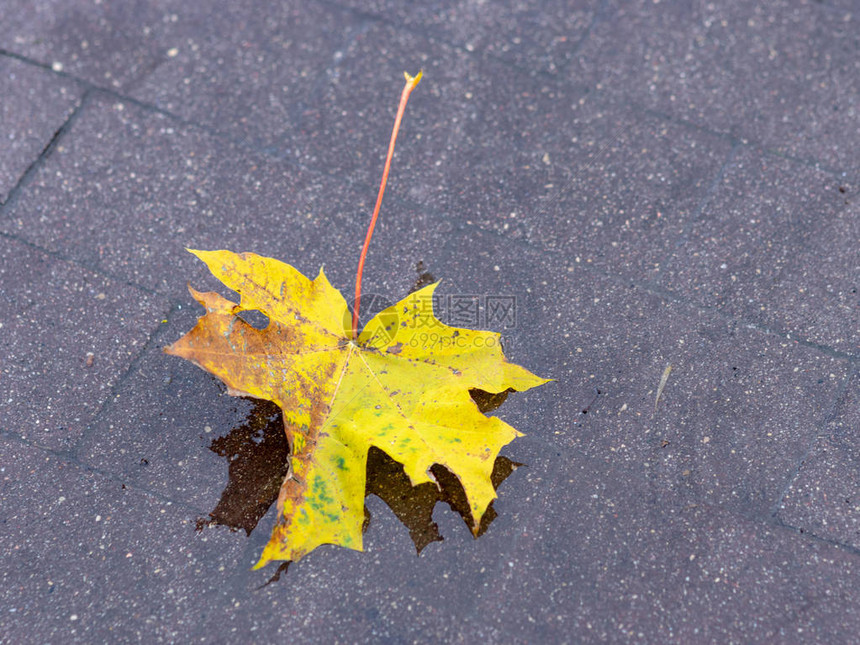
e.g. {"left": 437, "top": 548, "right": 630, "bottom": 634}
{"left": 1, "top": 0, "right": 858, "bottom": 642}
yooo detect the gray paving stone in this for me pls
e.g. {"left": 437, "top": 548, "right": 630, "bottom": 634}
{"left": 0, "top": 56, "right": 82, "bottom": 204}
{"left": 198, "top": 413, "right": 859, "bottom": 643}
{"left": 1, "top": 94, "right": 452, "bottom": 302}
{"left": 298, "top": 26, "right": 730, "bottom": 277}
{"left": 433, "top": 227, "right": 852, "bottom": 518}
{"left": 0, "top": 0, "right": 180, "bottom": 90}
{"left": 469, "top": 461, "right": 860, "bottom": 643}
{"left": 75, "top": 308, "right": 265, "bottom": 511}
{"left": 0, "top": 436, "right": 251, "bottom": 642}
{"left": 331, "top": 0, "right": 602, "bottom": 74}
{"left": 127, "top": 1, "right": 359, "bottom": 152}
{"left": 572, "top": 0, "right": 860, "bottom": 171}
{"left": 778, "top": 369, "right": 860, "bottom": 550}
{"left": 434, "top": 73, "right": 733, "bottom": 282}
{"left": 660, "top": 146, "right": 858, "bottom": 354}
{"left": 0, "top": 236, "right": 168, "bottom": 450}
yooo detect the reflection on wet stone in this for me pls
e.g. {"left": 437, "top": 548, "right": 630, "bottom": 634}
{"left": 199, "top": 390, "right": 521, "bottom": 558}
{"left": 365, "top": 448, "right": 519, "bottom": 552}
{"left": 469, "top": 388, "right": 513, "bottom": 415}
{"left": 197, "top": 400, "right": 288, "bottom": 535}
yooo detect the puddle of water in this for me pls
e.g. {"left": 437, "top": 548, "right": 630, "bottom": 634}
{"left": 199, "top": 389, "right": 521, "bottom": 561}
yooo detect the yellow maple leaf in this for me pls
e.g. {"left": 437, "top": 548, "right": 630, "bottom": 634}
{"left": 165, "top": 249, "right": 548, "bottom": 568}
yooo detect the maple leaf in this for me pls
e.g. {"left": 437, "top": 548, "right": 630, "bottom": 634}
{"left": 165, "top": 249, "right": 548, "bottom": 567}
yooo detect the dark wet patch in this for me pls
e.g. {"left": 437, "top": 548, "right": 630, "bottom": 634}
{"left": 197, "top": 399, "right": 288, "bottom": 535}
{"left": 365, "top": 448, "right": 518, "bottom": 552}
{"left": 410, "top": 260, "right": 436, "bottom": 294}
{"left": 364, "top": 447, "right": 444, "bottom": 553}
{"left": 202, "top": 387, "right": 523, "bottom": 574}
{"left": 439, "top": 457, "right": 519, "bottom": 537}
{"left": 469, "top": 388, "right": 513, "bottom": 414}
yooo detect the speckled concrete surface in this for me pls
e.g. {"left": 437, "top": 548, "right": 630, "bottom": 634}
{"left": 0, "top": 237, "right": 169, "bottom": 450}
{"left": 0, "top": 56, "right": 81, "bottom": 203}
{"left": 1, "top": 0, "right": 858, "bottom": 642}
